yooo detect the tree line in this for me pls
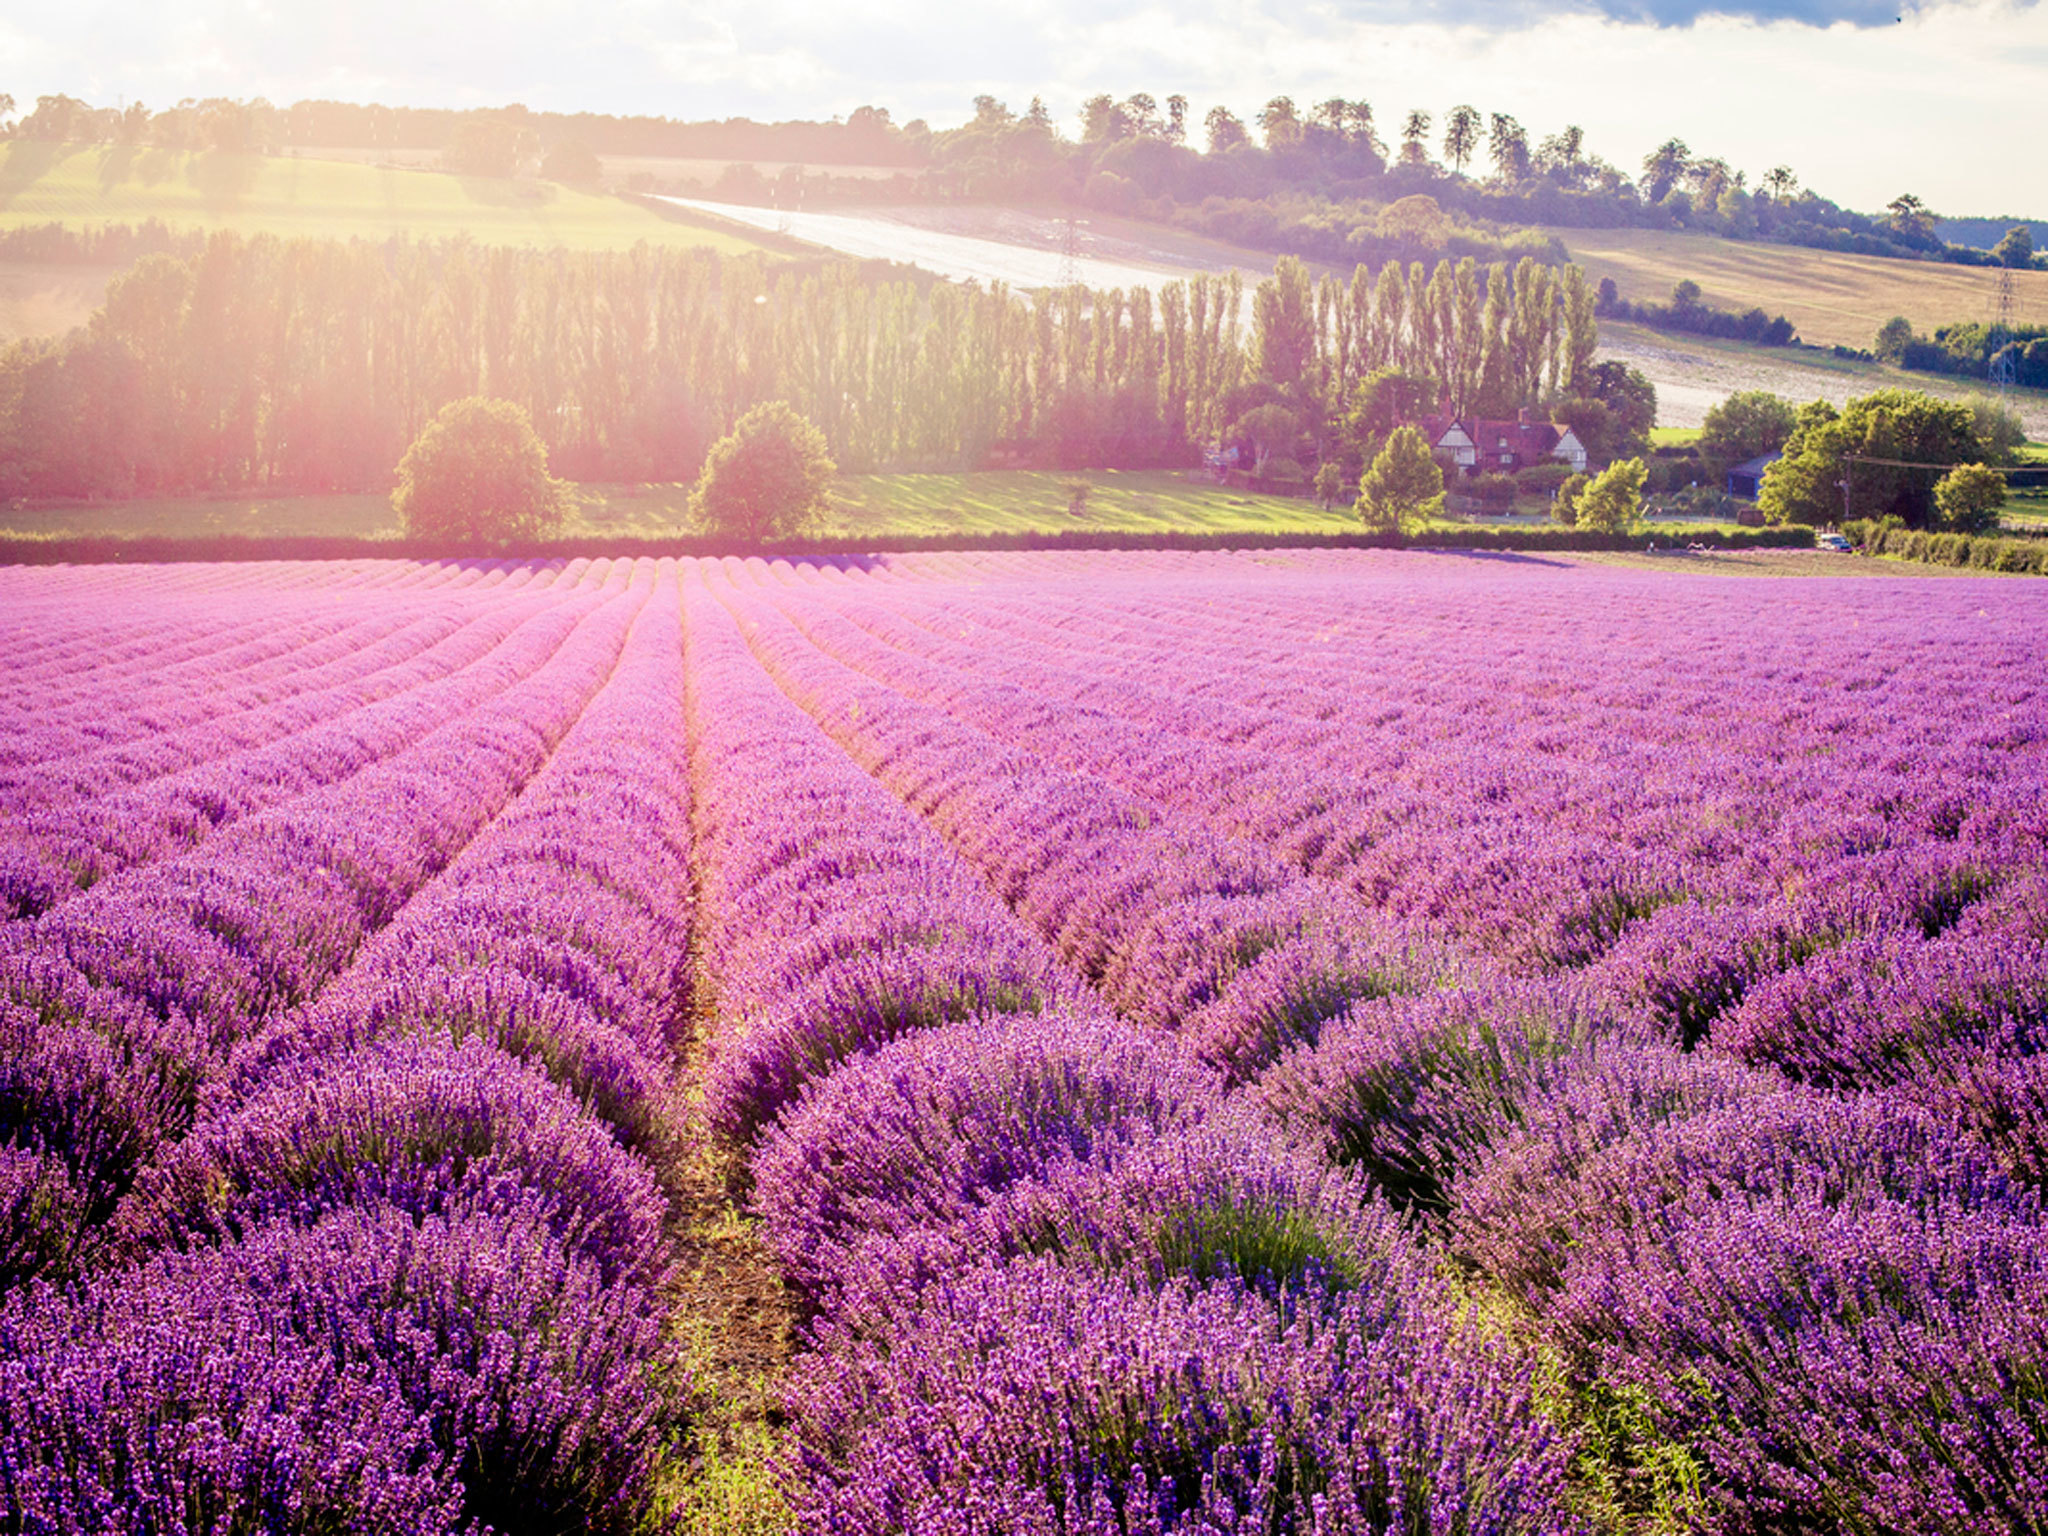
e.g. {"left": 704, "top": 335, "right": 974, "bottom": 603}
{"left": 13, "top": 90, "right": 2038, "bottom": 275}
{"left": 0, "top": 232, "right": 1603, "bottom": 502}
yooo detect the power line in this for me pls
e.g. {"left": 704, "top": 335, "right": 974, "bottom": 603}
{"left": 1843, "top": 453, "right": 2014, "bottom": 473}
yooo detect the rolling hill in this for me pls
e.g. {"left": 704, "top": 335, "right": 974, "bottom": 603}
{"left": 1544, "top": 225, "right": 2048, "bottom": 352}
{"left": 0, "top": 141, "right": 780, "bottom": 254}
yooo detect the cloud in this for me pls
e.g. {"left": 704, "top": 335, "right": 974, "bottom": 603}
{"left": 1329, "top": 0, "right": 1994, "bottom": 23}
{"left": 0, "top": 0, "right": 2041, "bottom": 213}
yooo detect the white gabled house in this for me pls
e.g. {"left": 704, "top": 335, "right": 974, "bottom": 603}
{"left": 1425, "top": 409, "right": 1587, "bottom": 476}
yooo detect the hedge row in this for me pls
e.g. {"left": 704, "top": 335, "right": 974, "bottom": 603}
{"left": 1845, "top": 522, "right": 2048, "bottom": 575}
{"left": 0, "top": 525, "right": 1815, "bottom": 567}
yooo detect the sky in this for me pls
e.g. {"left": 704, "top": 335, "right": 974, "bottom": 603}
{"left": 4, "top": 0, "right": 2044, "bottom": 216}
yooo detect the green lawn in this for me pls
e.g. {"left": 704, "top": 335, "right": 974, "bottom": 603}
{"left": 826, "top": 471, "right": 1354, "bottom": 537}
{"left": 0, "top": 142, "right": 778, "bottom": 253}
{"left": 0, "top": 471, "right": 1355, "bottom": 544}
{"left": 1650, "top": 427, "right": 1703, "bottom": 447}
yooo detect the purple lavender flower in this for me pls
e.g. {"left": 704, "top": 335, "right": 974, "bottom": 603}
{"left": 785, "top": 1255, "right": 1575, "bottom": 1536}
{"left": 751, "top": 1010, "right": 1219, "bottom": 1301}
{"left": 121, "top": 1035, "right": 669, "bottom": 1288}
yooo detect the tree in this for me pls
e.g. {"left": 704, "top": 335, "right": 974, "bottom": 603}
{"left": 1165, "top": 95, "right": 1188, "bottom": 145}
{"left": 1642, "top": 139, "right": 1691, "bottom": 204}
{"left": 1697, "top": 390, "right": 1797, "bottom": 483}
{"left": 1442, "top": 106, "right": 1481, "bottom": 176}
{"left": 692, "top": 401, "right": 836, "bottom": 540}
{"left": 1313, "top": 460, "right": 1346, "bottom": 510}
{"left": 1251, "top": 256, "right": 1317, "bottom": 394}
{"left": 393, "top": 397, "right": 571, "bottom": 545}
{"left": 1760, "top": 388, "right": 1983, "bottom": 528}
{"left": 1573, "top": 457, "right": 1647, "bottom": 533}
{"left": 1966, "top": 395, "right": 2025, "bottom": 464}
{"left": 1552, "top": 360, "right": 1656, "bottom": 463}
{"left": 1760, "top": 165, "right": 1799, "bottom": 203}
{"left": 1551, "top": 471, "right": 1590, "bottom": 526}
{"left": 1886, "top": 193, "right": 1935, "bottom": 241}
{"left": 1356, "top": 425, "right": 1444, "bottom": 530}
{"left": 1257, "top": 97, "right": 1303, "bottom": 152}
{"left": 1873, "top": 315, "right": 1917, "bottom": 364}
{"left": 1234, "top": 402, "right": 1302, "bottom": 476}
{"left": 1992, "top": 225, "right": 2036, "bottom": 270}
{"left": 1399, "top": 109, "right": 1432, "bottom": 167}
{"left": 1932, "top": 463, "right": 2005, "bottom": 534}
{"left": 1487, "top": 114, "right": 1529, "bottom": 183}
{"left": 1205, "top": 106, "right": 1249, "bottom": 154}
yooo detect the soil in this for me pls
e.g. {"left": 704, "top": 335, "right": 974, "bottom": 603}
{"left": 1597, "top": 322, "right": 2048, "bottom": 435}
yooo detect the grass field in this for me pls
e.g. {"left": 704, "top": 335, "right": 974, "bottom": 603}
{"left": 0, "top": 471, "right": 1350, "bottom": 543}
{"left": 0, "top": 141, "right": 780, "bottom": 253}
{"left": 0, "top": 467, "right": 1839, "bottom": 548}
{"left": 1545, "top": 225, "right": 2048, "bottom": 352}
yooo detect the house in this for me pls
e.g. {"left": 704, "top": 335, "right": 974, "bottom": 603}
{"left": 1726, "top": 452, "right": 1782, "bottom": 501}
{"left": 1425, "top": 409, "right": 1587, "bottom": 476}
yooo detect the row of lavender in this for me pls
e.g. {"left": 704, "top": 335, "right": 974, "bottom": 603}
{"left": 726, "top": 551, "right": 2048, "bottom": 1530}
{"left": 688, "top": 558, "right": 1580, "bottom": 1532}
{"left": 784, "top": 550, "right": 2042, "bottom": 968}
{"left": 2, "top": 561, "right": 698, "bottom": 1532}
{"left": 0, "top": 562, "right": 606, "bottom": 921}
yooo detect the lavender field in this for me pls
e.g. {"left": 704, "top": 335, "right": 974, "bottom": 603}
{"left": 3, "top": 548, "right": 2046, "bottom": 1534}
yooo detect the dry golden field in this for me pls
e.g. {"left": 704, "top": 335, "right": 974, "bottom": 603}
{"left": 1547, "top": 225, "right": 2048, "bottom": 351}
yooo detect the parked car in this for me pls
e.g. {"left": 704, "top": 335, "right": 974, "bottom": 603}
{"left": 1817, "top": 532, "right": 1853, "bottom": 553}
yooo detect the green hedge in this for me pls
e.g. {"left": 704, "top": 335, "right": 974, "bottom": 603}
{"left": 0, "top": 524, "right": 1814, "bottom": 567}
{"left": 1843, "top": 521, "right": 2048, "bottom": 575}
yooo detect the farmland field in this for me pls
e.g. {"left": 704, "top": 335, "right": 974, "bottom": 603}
{"left": 0, "top": 141, "right": 781, "bottom": 253}
{"left": 1546, "top": 223, "right": 2048, "bottom": 351}
{"left": 3, "top": 550, "right": 2047, "bottom": 1532}
{"left": 0, "top": 470, "right": 1342, "bottom": 543}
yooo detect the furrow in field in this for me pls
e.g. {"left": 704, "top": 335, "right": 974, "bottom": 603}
{"left": 681, "top": 558, "right": 1103, "bottom": 1156}
{"left": 712, "top": 555, "right": 1474, "bottom": 1084}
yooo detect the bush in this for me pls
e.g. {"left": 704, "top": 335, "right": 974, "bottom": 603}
{"left": 393, "top": 397, "right": 572, "bottom": 546}
{"left": 1514, "top": 462, "right": 1575, "bottom": 496}
{"left": 1574, "top": 457, "right": 1649, "bottom": 534}
{"left": 1467, "top": 472, "right": 1519, "bottom": 508}
{"left": 691, "top": 401, "right": 836, "bottom": 541}
{"left": 1551, "top": 472, "right": 1590, "bottom": 526}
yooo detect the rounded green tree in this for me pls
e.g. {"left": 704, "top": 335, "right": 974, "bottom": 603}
{"left": 1932, "top": 463, "right": 2005, "bottom": 534}
{"left": 1573, "top": 456, "right": 1649, "bottom": 534}
{"left": 692, "top": 401, "right": 836, "bottom": 541}
{"left": 393, "top": 396, "right": 571, "bottom": 546}
{"left": 1356, "top": 424, "right": 1445, "bottom": 532}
